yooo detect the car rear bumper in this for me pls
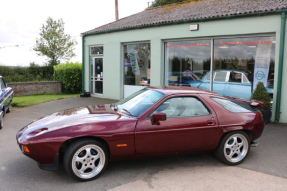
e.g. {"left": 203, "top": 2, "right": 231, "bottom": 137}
{"left": 37, "top": 153, "right": 59, "bottom": 171}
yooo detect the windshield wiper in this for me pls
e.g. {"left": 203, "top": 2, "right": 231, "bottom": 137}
{"left": 121, "top": 108, "right": 134, "bottom": 117}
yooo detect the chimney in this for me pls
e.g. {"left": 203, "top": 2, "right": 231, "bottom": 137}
{"left": 115, "top": 0, "right": 119, "bottom": 21}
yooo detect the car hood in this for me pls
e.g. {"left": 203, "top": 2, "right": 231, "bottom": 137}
{"left": 17, "top": 104, "right": 128, "bottom": 141}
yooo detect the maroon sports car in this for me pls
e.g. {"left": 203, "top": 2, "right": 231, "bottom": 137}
{"left": 16, "top": 87, "right": 265, "bottom": 181}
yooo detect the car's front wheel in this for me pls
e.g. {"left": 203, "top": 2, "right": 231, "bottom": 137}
{"left": 6, "top": 104, "right": 11, "bottom": 113}
{"left": 64, "top": 139, "right": 108, "bottom": 181}
{"left": 0, "top": 112, "right": 4, "bottom": 130}
{"left": 215, "top": 131, "right": 250, "bottom": 165}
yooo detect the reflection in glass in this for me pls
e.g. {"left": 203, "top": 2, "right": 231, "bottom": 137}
{"left": 164, "top": 40, "right": 211, "bottom": 88}
{"left": 124, "top": 44, "right": 151, "bottom": 86}
{"left": 94, "top": 58, "right": 103, "bottom": 94}
{"left": 116, "top": 88, "right": 164, "bottom": 117}
{"left": 91, "top": 46, "right": 104, "bottom": 55}
{"left": 213, "top": 36, "right": 275, "bottom": 99}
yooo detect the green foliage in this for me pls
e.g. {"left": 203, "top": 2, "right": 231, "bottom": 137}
{"left": 251, "top": 82, "right": 271, "bottom": 110}
{"left": 150, "top": 0, "right": 199, "bottom": 7}
{"left": 0, "top": 63, "right": 54, "bottom": 83}
{"left": 54, "top": 62, "right": 82, "bottom": 93}
{"left": 33, "top": 17, "right": 77, "bottom": 66}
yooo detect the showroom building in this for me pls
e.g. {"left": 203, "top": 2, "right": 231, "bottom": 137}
{"left": 81, "top": 0, "right": 287, "bottom": 123}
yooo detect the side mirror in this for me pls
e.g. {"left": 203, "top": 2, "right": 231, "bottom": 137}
{"left": 151, "top": 113, "right": 166, "bottom": 125}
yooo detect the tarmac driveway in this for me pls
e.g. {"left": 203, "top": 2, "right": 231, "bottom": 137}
{"left": 0, "top": 97, "right": 286, "bottom": 191}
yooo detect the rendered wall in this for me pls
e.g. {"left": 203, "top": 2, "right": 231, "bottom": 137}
{"left": 83, "top": 14, "right": 287, "bottom": 123}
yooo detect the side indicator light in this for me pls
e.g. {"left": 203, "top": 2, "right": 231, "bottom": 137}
{"left": 117, "top": 144, "right": 127, "bottom": 147}
{"left": 23, "top": 146, "right": 30, "bottom": 153}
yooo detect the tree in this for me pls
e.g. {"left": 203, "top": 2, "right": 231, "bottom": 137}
{"left": 33, "top": 17, "right": 77, "bottom": 66}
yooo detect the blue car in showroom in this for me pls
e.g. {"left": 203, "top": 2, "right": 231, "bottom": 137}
{"left": 169, "top": 70, "right": 273, "bottom": 100}
{"left": 0, "top": 76, "right": 13, "bottom": 130}
{"left": 197, "top": 70, "right": 273, "bottom": 99}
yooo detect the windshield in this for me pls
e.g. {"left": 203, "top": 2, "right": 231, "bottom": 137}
{"left": 116, "top": 89, "right": 164, "bottom": 117}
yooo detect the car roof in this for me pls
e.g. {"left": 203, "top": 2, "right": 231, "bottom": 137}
{"left": 212, "top": 69, "right": 249, "bottom": 73}
{"left": 148, "top": 86, "right": 218, "bottom": 96}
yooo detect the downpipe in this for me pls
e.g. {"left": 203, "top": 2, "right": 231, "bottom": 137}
{"left": 275, "top": 12, "right": 286, "bottom": 124}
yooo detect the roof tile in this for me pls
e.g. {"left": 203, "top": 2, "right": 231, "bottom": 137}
{"left": 82, "top": 0, "right": 287, "bottom": 35}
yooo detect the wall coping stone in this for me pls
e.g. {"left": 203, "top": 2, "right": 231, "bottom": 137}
{"left": 7, "top": 81, "right": 61, "bottom": 85}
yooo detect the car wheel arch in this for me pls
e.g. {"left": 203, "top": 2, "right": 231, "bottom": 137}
{"left": 219, "top": 129, "right": 253, "bottom": 146}
{"left": 58, "top": 136, "right": 111, "bottom": 163}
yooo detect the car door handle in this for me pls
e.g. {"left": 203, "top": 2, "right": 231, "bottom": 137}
{"left": 207, "top": 120, "right": 215, "bottom": 126}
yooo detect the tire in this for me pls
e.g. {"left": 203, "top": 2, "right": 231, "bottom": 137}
{"left": 63, "top": 139, "right": 109, "bottom": 182}
{"left": 6, "top": 104, "right": 11, "bottom": 113}
{"left": 215, "top": 131, "right": 250, "bottom": 165}
{"left": 0, "top": 112, "right": 3, "bottom": 130}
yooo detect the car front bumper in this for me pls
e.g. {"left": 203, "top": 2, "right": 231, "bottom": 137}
{"left": 37, "top": 153, "right": 59, "bottom": 171}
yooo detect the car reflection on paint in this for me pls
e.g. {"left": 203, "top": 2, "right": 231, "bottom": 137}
{"left": 16, "top": 86, "right": 265, "bottom": 182}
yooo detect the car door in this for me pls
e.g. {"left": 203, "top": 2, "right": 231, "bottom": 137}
{"left": 134, "top": 94, "right": 218, "bottom": 156}
{"left": 212, "top": 71, "right": 228, "bottom": 96}
{"left": 198, "top": 71, "right": 228, "bottom": 96}
{"left": 0, "top": 78, "right": 9, "bottom": 108}
{"left": 225, "top": 71, "right": 252, "bottom": 99}
{"left": 0, "top": 78, "right": 6, "bottom": 108}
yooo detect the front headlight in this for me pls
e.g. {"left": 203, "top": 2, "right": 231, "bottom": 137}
{"left": 34, "top": 128, "right": 49, "bottom": 137}
{"left": 28, "top": 127, "right": 49, "bottom": 138}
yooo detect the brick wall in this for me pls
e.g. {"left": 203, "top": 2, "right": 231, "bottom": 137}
{"left": 7, "top": 81, "right": 62, "bottom": 96}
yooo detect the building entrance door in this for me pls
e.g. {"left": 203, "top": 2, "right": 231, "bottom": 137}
{"left": 91, "top": 57, "right": 103, "bottom": 95}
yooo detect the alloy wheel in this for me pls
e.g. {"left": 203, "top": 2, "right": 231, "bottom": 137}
{"left": 71, "top": 144, "right": 106, "bottom": 180}
{"left": 223, "top": 134, "right": 249, "bottom": 163}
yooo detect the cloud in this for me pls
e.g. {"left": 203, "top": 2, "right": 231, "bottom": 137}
{"left": 0, "top": 0, "right": 148, "bottom": 66}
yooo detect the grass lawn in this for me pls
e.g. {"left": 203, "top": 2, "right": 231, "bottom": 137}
{"left": 11, "top": 94, "right": 79, "bottom": 107}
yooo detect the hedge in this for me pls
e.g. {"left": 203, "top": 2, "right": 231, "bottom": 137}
{"left": 0, "top": 63, "right": 54, "bottom": 82}
{"left": 54, "top": 62, "right": 82, "bottom": 93}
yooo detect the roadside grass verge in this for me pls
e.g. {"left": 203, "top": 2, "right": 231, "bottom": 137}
{"left": 11, "top": 94, "right": 79, "bottom": 107}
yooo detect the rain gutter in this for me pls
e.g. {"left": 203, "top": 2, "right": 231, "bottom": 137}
{"left": 275, "top": 12, "right": 286, "bottom": 123}
{"left": 82, "top": 37, "right": 85, "bottom": 92}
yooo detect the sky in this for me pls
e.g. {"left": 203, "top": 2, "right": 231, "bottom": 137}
{"left": 0, "top": 0, "right": 150, "bottom": 66}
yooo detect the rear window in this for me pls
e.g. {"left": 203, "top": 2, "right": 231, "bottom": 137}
{"left": 211, "top": 97, "right": 257, "bottom": 113}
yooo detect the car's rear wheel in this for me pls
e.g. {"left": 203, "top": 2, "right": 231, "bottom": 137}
{"left": 215, "top": 131, "right": 250, "bottom": 165}
{"left": 63, "top": 139, "right": 108, "bottom": 181}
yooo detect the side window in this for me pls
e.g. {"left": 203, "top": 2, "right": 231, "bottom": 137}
{"left": 229, "top": 72, "right": 242, "bottom": 83}
{"left": 242, "top": 74, "right": 249, "bottom": 83}
{"left": 151, "top": 97, "right": 210, "bottom": 118}
{"left": 211, "top": 97, "right": 255, "bottom": 113}
{"left": 0, "top": 78, "right": 6, "bottom": 90}
{"left": 214, "top": 71, "right": 227, "bottom": 82}
{"left": 205, "top": 72, "right": 214, "bottom": 81}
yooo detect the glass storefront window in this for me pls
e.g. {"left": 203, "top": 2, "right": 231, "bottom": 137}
{"left": 214, "top": 36, "right": 275, "bottom": 99}
{"left": 124, "top": 43, "right": 151, "bottom": 86}
{"left": 164, "top": 40, "right": 211, "bottom": 88}
{"left": 164, "top": 36, "right": 276, "bottom": 101}
{"left": 91, "top": 46, "right": 104, "bottom": 55}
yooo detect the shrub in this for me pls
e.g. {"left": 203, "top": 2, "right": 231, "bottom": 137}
{"left": 251, "top": 82, "right": 271, "bottom": 110}
{"left": 0, "top": 62, "right": 54, "bottom": 83}
{"left": 54, "top": 62, "right": 82, "bottom": 93}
